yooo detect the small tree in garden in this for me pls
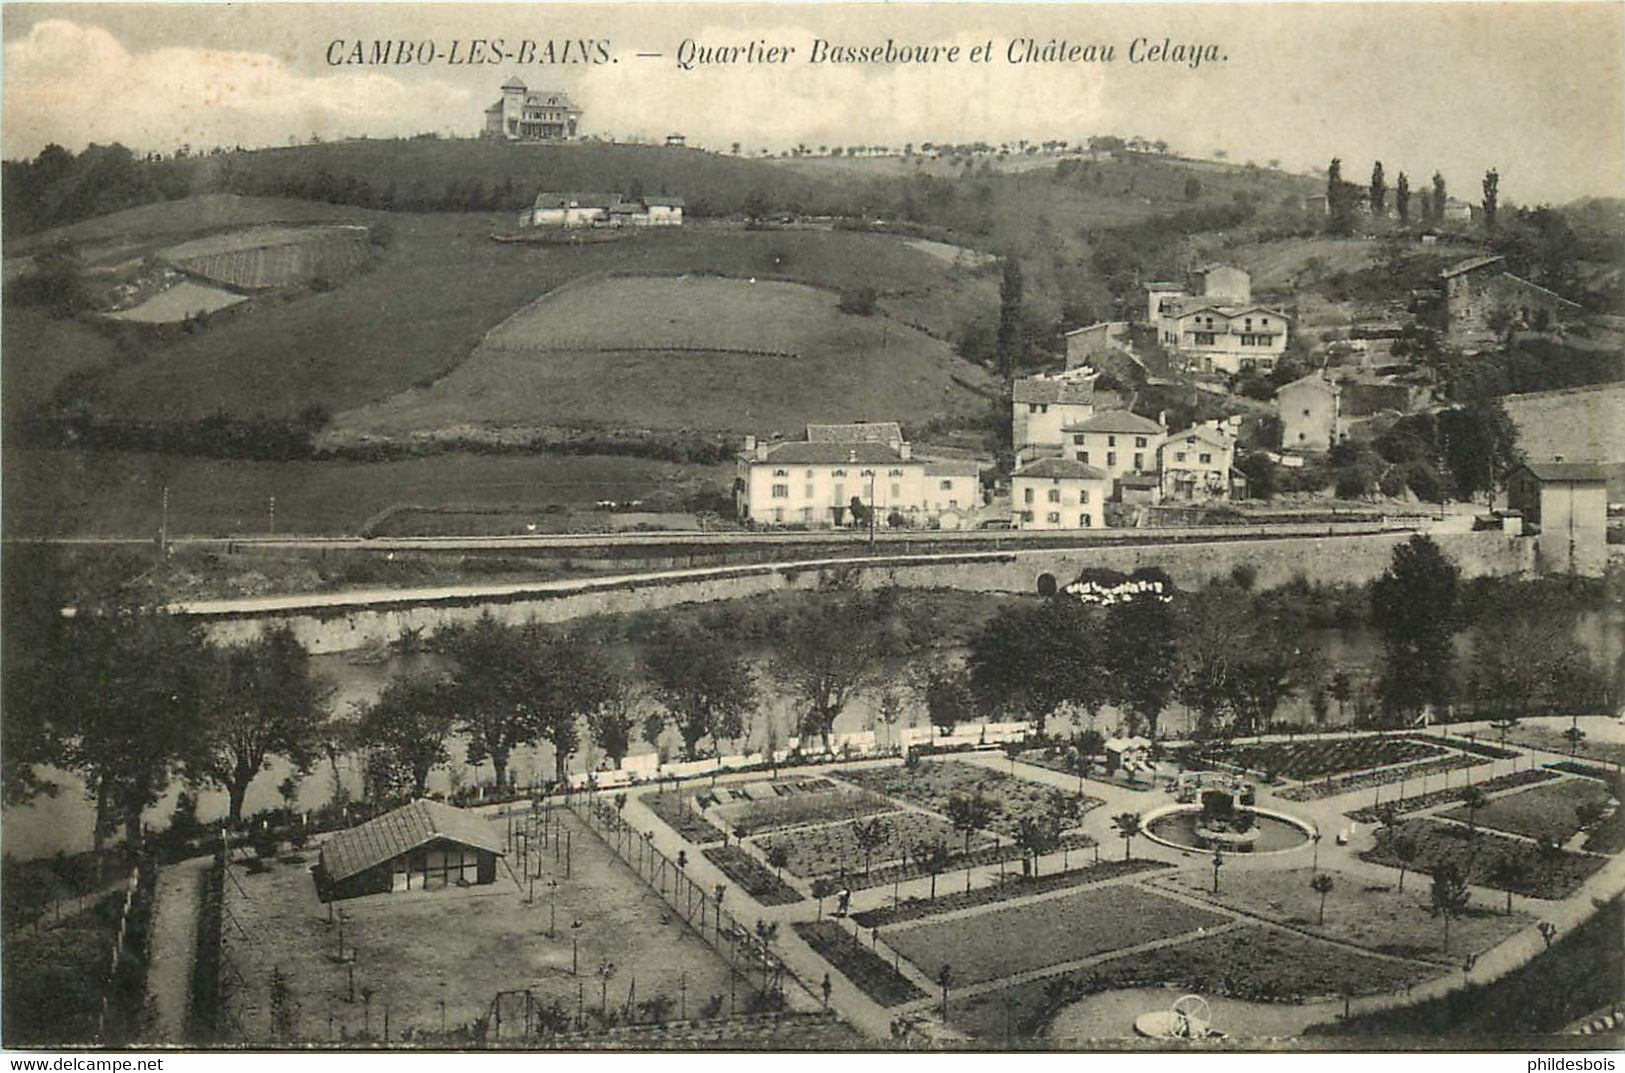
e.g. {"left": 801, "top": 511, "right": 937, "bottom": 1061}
{"left": 1536, "top": 836, "right": 1563, "bottom": 890}
{"left": 852, "top": 817, "right": 889, "bottom": 877}
{"left": 936, "top": 964, "right": 954, "bottom": 1020}
{"left": 1489, "top": 855, "right": 1529, "bottom": 915}
{"left": 1562, "top": 725, "right": 1586, "bottom": 759}
{"left": 1310, "top": 873, "right": 1334, "bottom": 924}
{"left": 1428, "top": 864, "right": 1472, "bottom": 952}
{"left": 917, "top": 839, "right": 952, "bottom": 899}
{"left": 1391, "top": 833, "right": 1419, "bottom": 893}
{"left": 1458, "top": 785, "right": 1488, "bottom": 836}
{"left": 811, "top": 877, "right": 838, "bottom": 920}
{"left": 765, "top": 841, "right": 789, "bottom": 880}
{"left": 1113, "top": 812, "right": 1142, "bottom": 861}
{"left": 1016, "top": 815, "right": 1061, "bottom": 878}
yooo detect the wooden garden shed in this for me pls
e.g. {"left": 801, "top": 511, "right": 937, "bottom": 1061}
{"left": 313, "top": 799, "right": 506, "bottom": 902}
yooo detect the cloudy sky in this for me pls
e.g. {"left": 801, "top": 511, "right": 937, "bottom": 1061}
{"left": 4, "top": 2, "right": 1622, "bottom": 205}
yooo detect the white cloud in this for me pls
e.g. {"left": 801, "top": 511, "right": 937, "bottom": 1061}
{"left": 3, "top": 19, "right": 471, "bottom": 155}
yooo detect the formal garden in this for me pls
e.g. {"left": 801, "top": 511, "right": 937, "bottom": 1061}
{"left": 1435, "top": 776, "right": 1622, "bottom": 851}
{"left": 840, "top": 758, "right": 1103, "bottom": 838}
{"left": 1362, "top": 818, "right": 1607, "bottom": 900}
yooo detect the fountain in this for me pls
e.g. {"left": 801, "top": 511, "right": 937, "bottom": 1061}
{"left": 1144, "top": 783, "right": 1315, "bottom": 854}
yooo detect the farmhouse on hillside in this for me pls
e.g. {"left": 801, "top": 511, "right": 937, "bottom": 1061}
{"left": 523, "top": 191, "right": 685, "bottom": 229}
{"left": 313, "top": 799, "right": 506, "bottom": 902}
{"left": 1145, "top": 265, "right": 1291, "bottom": 375}
{"left": 1440, "top": 255, "right": 1583, "bottom": 346}
{"left": 735, "top": 423, "right": 982, "bottom": 528}
{"left": 1159, "top": 422, "right": 1240, "bottom": 501}
{"left": 483, "top": 77, "right": 582, "bottom": 140}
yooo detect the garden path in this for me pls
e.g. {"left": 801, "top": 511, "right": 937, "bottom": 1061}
{"left": 142, "top": 854, "right": 214, "bottom": 1043}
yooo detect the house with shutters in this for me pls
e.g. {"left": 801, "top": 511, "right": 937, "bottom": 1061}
{"left": 1145, "top": 264, "right": 1290, "bottom": 375}
{"left": 1063, "top": 410, "right": 1167, "bottom": 495}
{"left": 735, "top": 423, "right": 982, "bottom": 528}
{"left": 1011, "top": 457, "right": 1109, "bottom": 530}
{"left": 1159, "top": 424, "right": 1239, "bottom": 500}
{"left": 1012, "top": 370, "right": 1100, "bottom": 460}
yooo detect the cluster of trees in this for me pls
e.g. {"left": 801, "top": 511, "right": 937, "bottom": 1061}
{"left": 1324, "top": 157, "right": 1453, "bottom": 235}
{"left": 953, "top": 573, "right": 1324, "bottom": 743}
{"left": 1372, "top": 537, "right": 1618, "bottom": 722}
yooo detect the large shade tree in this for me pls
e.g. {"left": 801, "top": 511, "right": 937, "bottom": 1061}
{"left": 967, "top": 596, "right": 1102, "bottom": 735}
{"left": 357, "top": 673, "right": 457, "bottom": 798}
{"left": 1371, "top": 536, "right": 1461, "bottom": 722}
{"left": 775, "top": 586, "right": 908, "bottom": 750}
{"left": 188, "top": 624, "right": 333, "bottom": 825}
{"left": 645, "top": 622, "right": 755, "bottom": 760}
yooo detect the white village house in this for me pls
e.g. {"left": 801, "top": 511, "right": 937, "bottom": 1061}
{"left": 1011, "top": 457, "right": 1109, "bottom": 530}
{"left": 1146, "top": 264, "right": 1290, "bottom": 375}
{"left": 523, "top": 192, "right": 685, "bottom": 229}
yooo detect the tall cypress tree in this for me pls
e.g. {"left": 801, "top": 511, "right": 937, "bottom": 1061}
{"left": 1395, "top": 172, "right": 1411, "bottom": 224}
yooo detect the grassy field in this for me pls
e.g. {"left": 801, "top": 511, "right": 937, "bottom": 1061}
{"left": 1313, "top": 895, "right": 1625, "bottom": 1040}
{"left": 1, "top": 309, "right": 122, "bottom": 431}
{"left": 3, "top": 448, "right": 725, "bottom": 538}
{"left": 14, "top": 195, "right": 997, "bottom": 433}
{"left": 884, "top": 884, "right": 1230, "bottom": 987}
{"left": 1437, "top": 777, "right": 1616, "bottom": 846}
{"left": 1152, "top": 866, "right": 1528, "bottom": 964}
{"left": 955, "top": 924, "right": 1441, "bottom": 1040}
{"left": 336, "top": 274, "right": 992, "bottom": 436}
{"left": 221, "top": 810, "right": 737, "bottom": 1045}
{"left": 1362, "top": 819, "right": 1607, "bottom": 900}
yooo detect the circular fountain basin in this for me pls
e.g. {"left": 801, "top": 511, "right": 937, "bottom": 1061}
{"left": 1144, "top": 805, "right": 1315, "bottom": 854}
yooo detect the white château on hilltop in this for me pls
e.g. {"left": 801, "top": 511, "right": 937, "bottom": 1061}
{"left": 483, "top": 77, "right": 582, "bottom": 141}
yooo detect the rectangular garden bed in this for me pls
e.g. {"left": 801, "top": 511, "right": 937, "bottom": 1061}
{"left": 642, "top": 793, "right": 725, "bottom": 846}
{"left": 701, "top": 846, "right": 803, "bottom": 906}
{"left": 1188, "top": 736, "right": 1443, "bottom": 782}
{"left": 1361, "top": 818, "right": 1606, "bottom": 900}
{"left": 1344, "top": 768, "right": 1559, "bottom": 823}
{"left": 851, "top": 859, "right": 1170, "bottom": 929}
{"left": 1407, "top": 733, "right": 1520, "bottom": 760}
{"left": 840, "top": 758, "right": 1102, "bottom": 837}
{"left": 713, "top": 786, "right": 897, "bottom": 838}
{"left": 882, "top": 884, "right": 1230, "bottom": 987}
{"left": 1437, "top": 777, "right": 1615, "bottom": 846}
{"left": 751, "top": 811, "right": 977, "bottom": 880}
{"left": 791, "top": 920, "right": 925, "bottom": 1006}
{"left": 1277, "top": 754, "right": 1488, "bottom": 802}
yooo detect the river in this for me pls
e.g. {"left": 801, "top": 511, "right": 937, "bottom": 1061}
{"left": 4, "top": 611, "right": 1618, "bottom": 860}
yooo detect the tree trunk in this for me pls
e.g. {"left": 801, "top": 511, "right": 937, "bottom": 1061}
{"left": 228, "top": 780, "right": 249, "bottom": 827}
{"left": 491, "top": 749, "right": 509, "bottom": 794}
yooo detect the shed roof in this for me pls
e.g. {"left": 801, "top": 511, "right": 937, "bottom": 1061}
{"left": 319, "top": 800, "right": 505, "bottom": 884}
{"left": 1517, "top": 461, "right": 1609, "bottom": 483}
{"left": 1441, "top": 255, "right": 1506, "bottom": 280}
{"left": 1066, "top": 410, "right": 1165, "bottom": 435}
{"left": 1012, "top": 458, "right": 1108, "bottom": 481}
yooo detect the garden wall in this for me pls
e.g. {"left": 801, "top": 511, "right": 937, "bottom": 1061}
{"left": 191, "top": 530, "right": 1534, "bottom": 654}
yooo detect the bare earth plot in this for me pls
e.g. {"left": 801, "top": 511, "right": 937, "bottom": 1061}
{"left": 221, "top": 811, "right": 735, "bottom": 1045}
{"left": 884, "top": 884, "right": 1230, "bottom": 987}
{"left": 335, "top": 276, "right": 991, "bottom": 435}
{"left": 106, "top": 280, "right": 247, "bottom": 323}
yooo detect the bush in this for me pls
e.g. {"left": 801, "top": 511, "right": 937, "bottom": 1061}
{"left": 838, "top": 286, "right": 877, "bottom": 315}
{"left": 1403, "top": 461, "right": 1445, "bottom": 503}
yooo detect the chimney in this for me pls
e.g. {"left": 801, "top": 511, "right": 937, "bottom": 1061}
{"left": 743, "top": 434, "right": 757, "bottom": 454}
{"left": 899, "top": 442, "right": 912, "bottom": 460}
{"left": 848, "top": 449, "right": 858, "bottom": 464}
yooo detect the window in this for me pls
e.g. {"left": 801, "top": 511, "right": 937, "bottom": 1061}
{"left": 1194, "top": 332, "right": 1216, "bottom": 346}
{"left": 948, "top": 499, "right": 958, "bottom": 508}
{"left": 1200, "top": 453, "right": 1212, "bottom": 464}
{"left": 1134, "top": 452, "right": 1145, "bottom": 470}
{"left": 1046, "top": 512, "right": 1061, "bottom": 524}
{"left": 1028, "top": 404, "right": 1039, "bottom": 413}
{"left": 1040, "top": 404, "right": 1049, "bottom": 413}
{"left": 860, "top": 469, "right": 875, "bottom": 478}
{"left": 805, "top": 469, "right": 814, "bottom": 477}
{"left": 1107, "top": 451, "right": 1117, "bottom": 467}
{"left": 772, "top": 508, "right": 784, "bottom": 522}
{"left": 772, "top": 468, "right": 788, "bottom": 477}
{"left": 890, "top": 483, "right": 901, "bottom": 499}
{"left": 1047, "top": 488, "right": 1061, "bottom": 503}
{"left": 1073, "top": 434, "right": 1085, "bottom": 445}
{"left": 1176, "top": 451, "right": 1187, "bottom": 462}
{"left": 1080, "top": 514, "right": 1092, "bottom": 528}
{"left": 1020, "top": 511, "right": 1034, "bottom": 523}
{"left": 1135, "top": 437, "right": 1148, "bottom": 448}
{"left": 804, "top": 483, "right": 814, "bottom": 499}
{"left": 1079, "top": 489, "right": 1090, "bottom": 504}
{"left": 834, "top": 469, "right": 847, "bottom": 477}
{"left": 1023, "top": 488, "right": 1035, "bottom": 504}
{"left": 1303, "top": 409, "right": 1311, "bottom": 417}
{"left": 1078, "top": 450, "right": 1090, "bottom": 464}
{"left": 888, "top": 469, "right": 903, "bottom": 478}
{"left": 939, "top": 479, "right": 953, "bottom": 491}
{"left": 771, "top": 484, "right": 789, "bottom": 498}
{"left": 1107, "top": 435, "right": 1117, "bottom": 447}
